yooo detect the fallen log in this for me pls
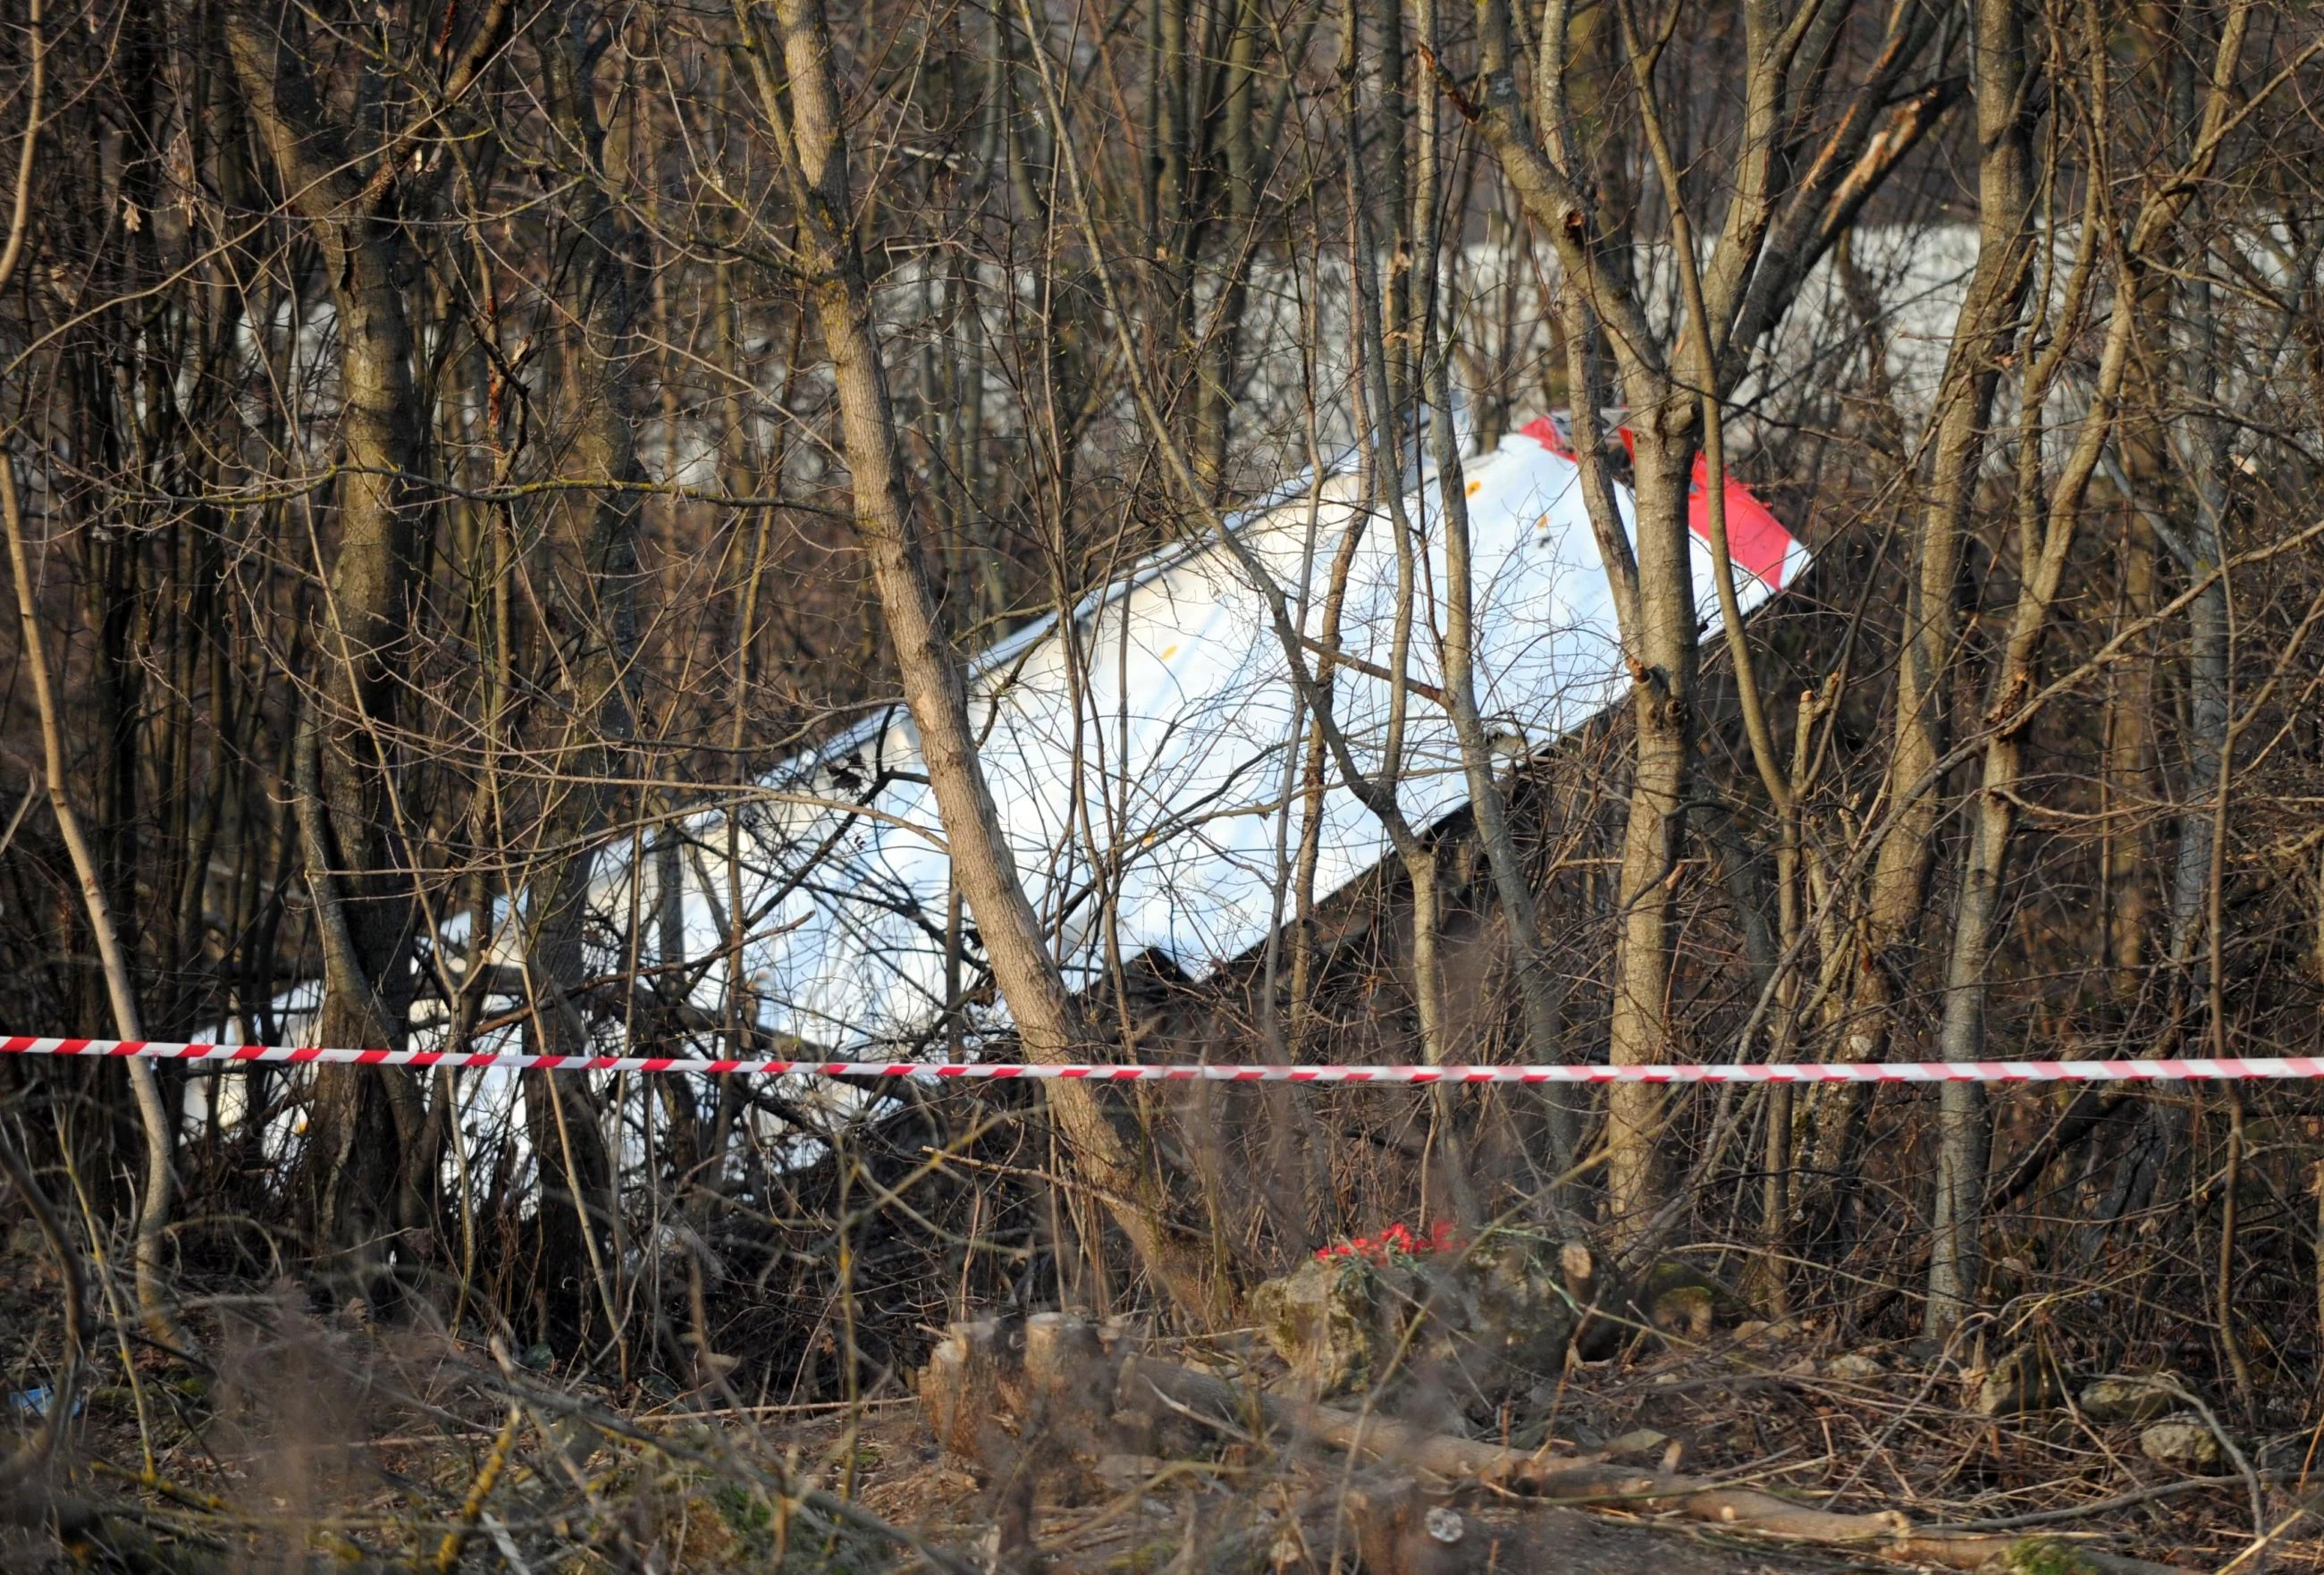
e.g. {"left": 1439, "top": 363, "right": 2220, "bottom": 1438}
{"left": 1114, "top": 1351, "right": 1608, "bottom": 1491}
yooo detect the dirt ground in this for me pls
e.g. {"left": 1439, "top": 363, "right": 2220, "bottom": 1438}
{"left": 814, "top": 1406, "right": 1896, "bottom": 1575}
{"left": 0, "top": 1362, "right": 2177, "bottom": 1575}
{"left": 0, "top": 1243, "right": 2302, "bottom": 1575}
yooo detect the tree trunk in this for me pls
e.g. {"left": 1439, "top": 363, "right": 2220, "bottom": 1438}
{"left": 511, "top": 7, "right": 652, "bottom": 1348}
{"left": 225, "top": 9, "right": 452, "bottom": 1258}
{"left": 1465, "top": 0, "right": 1945, "bottom": 1243}
{"left": 0, "top": 9, "right": 181, "bottom": 1343}
{"left": 1413, "top": 0, "right": 1576, "bottom": 1178}
{"left": 1, "top": 459, "right": 183, "bottom": 1350}
{"left": 1193, "top": 0, "right": 1260, "bottom": 493}
{"left": 748, "top": 0, "right": 1227, "bottom": 1326}
{"left": 1805, "top": 0, "right": 2036, "bottom": 1204}
{"left": 1601, "top": 432, "right": 1698, "bottom": 1239}
{"left": 1922, "top": 0, "right": 2250, "bottom": 1336}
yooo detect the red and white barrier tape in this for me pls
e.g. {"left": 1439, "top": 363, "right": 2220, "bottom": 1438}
{"left": 0, "top": 1035, "right": 2315, "bottom": 1083}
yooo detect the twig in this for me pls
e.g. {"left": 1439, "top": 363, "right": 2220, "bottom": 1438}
{"left": 2214, "top": 1488, "right": 2324, "bottom": 1575}
{"left": 1103, "top": 1349, "right": 2208, "bottom": 1573}
{"left": 434, "top": 1402, "right": 521, "bottom": 1572}
{"left": 2154, "top": 1380, "right": 2265, "bottom": 1540}
{"left": 478, "top": 1361, "right": 984, "bottom": 1575}
{"left": 1924, "top": 1475, "right": 2248, "bottom": 1531}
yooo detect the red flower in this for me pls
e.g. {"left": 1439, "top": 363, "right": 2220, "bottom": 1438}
{"left": 1314, "top": 1220, "right": 1467, "bottom": 1267}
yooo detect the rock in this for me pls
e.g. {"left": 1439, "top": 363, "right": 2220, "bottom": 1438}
{"left": 1822, "top": 1352, "right": 1886, "bottom": 1381}
{"left": 1250, "top": 1257, "right": 1377, "bottom": 1397}
{"left": 1422, "top": 1506, "right": 1465, "bottom": 1546}
{"left": 1631, "top": 1260, "right": 1722, "bottom": 1340}
{"left": 1250, "top": 1233, "right": 1587, "bottom": 1407}
{"left": 1459, "top": 1234, "right": 1597, "bottom": 1372}
{"left": 1251, "top": 1239, "right": 1756, "bottom": 1428}
{"left": 2077, "top": 1374, "right": 2185, "bottom": 1427}
{"left": 2140, "top": 1419, "right": 2222, "bottom": 1470}
{"left": 1975, "top": 1346, "right": 2076, "bottom": 1416}
{"left": 1649, "top": 1285, "right": 1714, "bottom": 1340}
{"left": 1600, "top": 1427, "right": 1671, "bottom": 1462}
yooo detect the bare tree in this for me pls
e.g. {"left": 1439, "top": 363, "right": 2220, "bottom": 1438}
{"left": 1464, "top": 0, "right": 1953, "bottom": 1236}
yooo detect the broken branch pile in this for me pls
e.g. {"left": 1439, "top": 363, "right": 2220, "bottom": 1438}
{"left": 919, "top": 1313, "right": 2199, "bottom": 1575}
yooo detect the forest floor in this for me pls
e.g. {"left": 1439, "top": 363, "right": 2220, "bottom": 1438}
{"left": 0, "top": 1232, "right": 2307, "bottom": 1575}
